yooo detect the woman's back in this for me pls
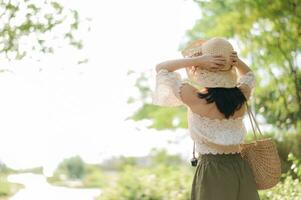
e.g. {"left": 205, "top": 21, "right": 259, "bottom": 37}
{"left": 187, "top": 91, "right": 247, "bottom": 120}
{"left": 178, "top": 83, "right": 249, "bottom": 121}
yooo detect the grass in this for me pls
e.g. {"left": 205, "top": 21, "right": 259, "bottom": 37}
{"left": 0, "top": 174, "right": 24, "bottom": 200}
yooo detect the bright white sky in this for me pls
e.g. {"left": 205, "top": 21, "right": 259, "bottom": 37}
{"left": 0, "top": 0, "right": 201, "bottom": 175}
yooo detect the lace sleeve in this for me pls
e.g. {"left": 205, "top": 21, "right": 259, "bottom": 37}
{"left": 237, "top": 71, "right": 256, "bottom": 89}
{"left": 236, "top": 71, "right": 256, "bottom": 99}
{"left": 152, "top": 69, "right": 184, "bottom": 106}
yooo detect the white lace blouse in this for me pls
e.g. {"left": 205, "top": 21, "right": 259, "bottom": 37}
{"left": 152, "top": 68, "right": 256, "bottom": 154}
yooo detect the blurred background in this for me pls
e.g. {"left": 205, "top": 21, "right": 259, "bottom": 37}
{"left": 0, "top": 0, "right": 300, "bottom": 199}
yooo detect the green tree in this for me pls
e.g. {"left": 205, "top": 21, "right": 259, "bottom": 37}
{"left": 0, "top": 162, "right": 8, "bottom": 174}
{"left": 57, "top": 155, "right": 86, "bottom": 179}
{"left": 0, "top": 0, "right": 84, "bottom": 60}
{"left": 186, "top": 0, "right": 301, "bottom": 130}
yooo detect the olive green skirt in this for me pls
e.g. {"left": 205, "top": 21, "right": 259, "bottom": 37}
{"left": 191, "top": 153, "right": 260, "bottom": 200}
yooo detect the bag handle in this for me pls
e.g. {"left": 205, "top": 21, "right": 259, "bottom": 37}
{"left": 192, "top": 141, "right": 196, "bottom": 159}
{"left": 245, "top": 101, "right": 263, "bottom": 142}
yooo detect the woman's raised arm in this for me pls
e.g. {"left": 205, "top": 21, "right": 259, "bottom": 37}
{"left": 230, "top": 52, "right": 256, "bottom": 99}
{"left": 230, "top": 51, "right": 252, "bottom": 75}
{"left": 155, "top": 55, "right": 227, "bottom": 73}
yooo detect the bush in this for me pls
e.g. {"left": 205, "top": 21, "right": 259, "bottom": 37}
{"left": 0, "top": 163, "right": 9, "bottom": 174}
{"left": 0, "top": 175, "right": 23, "bottom": 198}
{"left": 274, "top": 132, "right": 301, "bottom": 174}
{"left": 99, "top": 164, "right": 193, "bottom": 200}
{"left": 48, "top": 156, "right": 108, "bottom": 188}
{"left": 99, "top": 149, "right": 194, "bottom": 200}
{"left": 259, "top": 175, "right": 301, "bottom": 200}
{"left": 0, "top": 176, "right": 10, "bottom": 197}
{"left": 259, "top": 153, "right": 301, "bottom": 200}
{"left": 82, "top": 165, "right": 107, "bottom": 188}
{"left": 57, "top": 155, "right": 86, "bottom": 179}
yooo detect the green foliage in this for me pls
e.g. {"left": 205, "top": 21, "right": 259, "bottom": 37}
{"left": 259, "top": 175, "right": 301, "bottom": 200}
{"left": 48, "top": 156, "right": 108, "bottom": 188}
{"left": 16, "top": 166, "right": 43, "bottom": 174}
{"left": 276, "top": 132, "right": 301, "bottom": 172}
{"left": 0, "top": 162, "right": 22, "bottom": 197}
{"left": 132, "top": 103, "right": 187, "bottom": 129}
{"left": 82, "top": 165, "right": 107, "bottom": 188}
{"left": 115, "top": 156, "right": 137, "bottom": 170}
{"left": 56, "top": 155, "right": 86, "bottom": 180}
{"left": 187, "top": 0, "right": 301, "bottom": 130}
{"left": 149, "top": 148, "right": 184, "bottom": 166}
{"left": 99, "top": 155, "right": 138, "bottom": 171}
{"left": 0, "top": 174, "right": 23, "bottom": 198}
{"left": 0, "top": 176, "right": 10, "bottom": 197}
{"left": 0, "top": 162, "right": 17, "bottom": 175}
{"left": 287, "top": 153, "right": 301, "bottom": 178}
{"left": 99, "top": 149, "right": 194, "bottom": 200}
{"left": 100, "top": 165, "right": 192, "bottom": 200}
{"left": 0, "top": 0, "right": 83, "bottom": 60}
{"left": 0, "top": 163, "right": 9, "bottom": 174}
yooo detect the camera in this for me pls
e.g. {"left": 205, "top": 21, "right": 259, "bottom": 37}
{"left": 190, "top": 157, "right": 198, "bottom": 167}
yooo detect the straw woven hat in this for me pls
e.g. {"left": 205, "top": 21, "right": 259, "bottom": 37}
{"left": 181, "top": 37, "right": 238, "bottom": 88}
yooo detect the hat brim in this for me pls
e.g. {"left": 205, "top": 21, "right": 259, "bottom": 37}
{"left": 181, "top": 39, "right": 206, "bottom": 57}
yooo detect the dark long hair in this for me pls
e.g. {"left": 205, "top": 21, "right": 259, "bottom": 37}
{"left": 197, "top": 87, "right": 247, "bottom": 118}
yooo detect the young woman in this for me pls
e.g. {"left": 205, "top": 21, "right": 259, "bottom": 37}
{"left": 152, "top": 38, "right": 260, "bottom": 200}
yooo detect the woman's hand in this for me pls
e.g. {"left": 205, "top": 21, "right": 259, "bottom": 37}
{"left": 231, "top": 51, "right": 252, "bottom": 75}
{"left": 193, "top": 54, "right": 227, "bottom": 72}
{"left": 229, "top": 51, "right": 238, "bottom": 66}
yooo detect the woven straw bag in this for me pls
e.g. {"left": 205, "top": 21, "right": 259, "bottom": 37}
{"left": 190, "top": 102, "right": 282, "bottom": 190}
{"left": 239, "top": 102, "right": 282, "bottom": 190}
